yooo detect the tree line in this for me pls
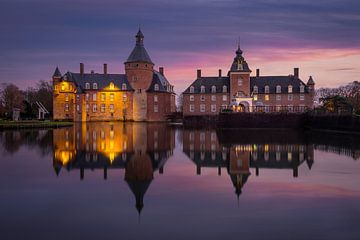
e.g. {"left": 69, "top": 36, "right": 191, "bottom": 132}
{"left": 315, "top": 81, "right": 360, "bottom": 114}
{"left": 0, "top": 80, "right": 53, "bottom": 119}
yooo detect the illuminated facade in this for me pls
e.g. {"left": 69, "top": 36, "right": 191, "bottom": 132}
{"left": 182, "top": 45, "right": 315, "bottom": 115}
{"left": 52, "top": 29, "right": 176, "bottom": 122}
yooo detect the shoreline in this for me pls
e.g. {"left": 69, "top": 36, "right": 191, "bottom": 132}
{"left": 0, "top": 121, "right": 73, "bottom": 130}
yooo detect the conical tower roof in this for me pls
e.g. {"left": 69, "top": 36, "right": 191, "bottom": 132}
{"left": 125, "top": 29, "right": 154, "bottom": 64}
{"left": 52, "top": 66, "right": 62, "bottom": 77}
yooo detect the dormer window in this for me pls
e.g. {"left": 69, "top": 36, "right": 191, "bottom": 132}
{"left": 190, "top": 86, "right": 194, "bottom": 93}
{"left": 253, "top": 86, "right": 258, "bottom": 93}
{"left": 109, "top": 82, "right": 114, "bottom": 90}
{"left": 276, "top": 85, "right": 281, "bottom": 93}
{"left": 265, "top": 85, "right": 269, "bottom": 94}
{"left": 154, "top": 84, "right": 159, "bottom": 91}
{"left": 288, "top": 85, "right": 293, "bottom": 93}
{"left": 121, "top": 83, "right": 127, "bottom": 91}
{"left": 222, "top": 85, "right": 227, "bottom": 93}
{"left": 85, "top": 83, "right": 90, "bottom": 89}
{"left": 300, "top": 85, "right": 305, "bottom": 93}
{"left": 211, "top": 85, "right": 216, "bottom": 93}
{"left": 200, "top": 85, "right": 205, "bottom": 93}
{"left": 93, "top": 83, "right": 98, "bottom": 89}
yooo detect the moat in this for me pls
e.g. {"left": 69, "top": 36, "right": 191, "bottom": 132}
{"left": 1, "top": 123, "right": 360, "bottom": 240}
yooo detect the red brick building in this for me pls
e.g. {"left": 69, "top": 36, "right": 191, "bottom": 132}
{"left": 53, "top": 29, "right": 176, "bottom": 121}
{"left": 182, "top": 44, "right": 315, "bottom": 115}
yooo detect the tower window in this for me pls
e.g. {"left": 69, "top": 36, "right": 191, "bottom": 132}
{"left": 154, "top": 84, "right": 159, "bottom": 91}
{"left": 154, "top": 95, "right": 158, "bottom": 102}
{"left": 238, "top": 78, "right": 243, "bottom": 86}
{"left": 122, "top": 83, "right": 127, "bottom": 91}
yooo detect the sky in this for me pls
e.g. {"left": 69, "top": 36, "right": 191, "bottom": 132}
{"left": 0, "top": 0, "right": 359, "bottom": 93}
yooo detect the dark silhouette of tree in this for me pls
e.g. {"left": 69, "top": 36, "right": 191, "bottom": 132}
{"left": 0, "top": 83, "right": 24, "bottom": 118}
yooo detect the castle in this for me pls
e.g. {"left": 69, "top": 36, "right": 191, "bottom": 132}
{"left": 182, "top": 44, "right": 315, "bottom": 115}
{"left": 52, "top": 29, "right": 176, "bottom": 122}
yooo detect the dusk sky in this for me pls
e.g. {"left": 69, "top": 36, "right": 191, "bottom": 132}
{"left": 1, "top": 0, "right": 359, "bottom": 93}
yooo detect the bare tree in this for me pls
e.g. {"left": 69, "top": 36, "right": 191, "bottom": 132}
{"left": 0, "top": 83, "right": 24, "bottom": 118}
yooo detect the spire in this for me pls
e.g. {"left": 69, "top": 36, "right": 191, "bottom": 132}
{"left": 307, "top": 76, "right": 315, "bottom": 85}
{"left": 125, "top": 29, "right": 154, "bottom": 64}
{"left": 236, "top": 37, "right": 243, "bottom": 56}
{"left": 229, "top": 38, "right": 251, "bottom": 73}
{"left": 52, "top": 66, "right": 61, "bottom": 78}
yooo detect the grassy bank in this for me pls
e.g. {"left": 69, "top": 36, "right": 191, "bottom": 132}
{"left": 0, "top": 120, "right": 73, "bottom": 130}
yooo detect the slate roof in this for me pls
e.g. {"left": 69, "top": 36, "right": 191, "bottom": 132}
{"left": 53, "top": 67, "right": 61, "bottom": 77}
{"left": 183, "top": 77, "right": 230, "bottom": 94}
{"left": 250, "top": 76, "right": 309, "bottom": 94}
{"left": 62, "top": 72, "right": 134, "bottom": 92}
{"left": 229, "top": 46, "right": 251, "bottom": 73}
{"left": 183, "top": 75, "right": 310, "bottom": 94}
{"left": 147, "top": 71, "right": 173, "bottom": 92}
{"left": 125, "top": 29, "right": 154, "bottom": 64}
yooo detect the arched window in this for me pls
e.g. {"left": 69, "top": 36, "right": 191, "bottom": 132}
{"left": 300, "top": 85, "right": 305, "bottom": 93}
{"left": 85, "top": 83, "right": 90, "bottom": 89}
{"left": 253, "top": 86, "right": 258, "bottom": 93}
{"left": 109, "top": 82, "right": 114, "bottom": 90}
{"left": 121, "top": 83, "right": 127, "bottom": 91}
{"left": 190, "top": 86, "right": 194, "bottom": 93}
{"left": 288, "top": 85, "right": 293, "bottom": 93}
{"left": 222, "top": 85, "right": 227, "bottom": 93}
{"left": 276, "top": 85, "right": 281, "bottom": 93}
{"left": 211, "top": 85, "right": 216, "bottom": 93}
{"left": 265, "top": 85, "right": 269, "bottom": 94}
{"left": 154, "top": 84, "right": 159, "bottom": 91}
{"left": 93, "top": 83, "right": 98, "bottom": 89}
{"left": 200, "top": 85, "right": 205, "bottom": 93}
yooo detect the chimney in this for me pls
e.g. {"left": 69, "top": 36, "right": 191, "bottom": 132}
{"left": 294, "top": 68, "right": 299, "bottom": 78}
{"left": 159, "top": 67, "right": 164, "bottom": 76}
{"left": 80, "top": 63, "right": 84, "bottom": 75}
{"left": 103, "top": 64, "right": 108, "bottom": 74}
{"left": 218, "top": 69, "right": 222, "bottom": 77}
{"left": 256, "top": 69, "right": 260, "bottom": 77}
{"left": 197, "top": 69, "right": 201, "bottom": 78}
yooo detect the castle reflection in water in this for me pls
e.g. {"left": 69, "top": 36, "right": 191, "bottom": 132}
{"left": 52, "top": 123, "right": 318, "bottom": 213}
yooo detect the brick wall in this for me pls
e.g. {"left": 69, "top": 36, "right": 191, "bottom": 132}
{"left": 183, "top": 93, "right": 230, "bottom": 116}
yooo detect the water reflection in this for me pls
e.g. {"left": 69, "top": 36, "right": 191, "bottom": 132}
{"left": 52, "top": 122, "right": 175, "bottom": 214}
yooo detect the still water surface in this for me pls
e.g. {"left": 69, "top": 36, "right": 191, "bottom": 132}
{"left": 0, "top": 123, "right": 359, "bottom": 240}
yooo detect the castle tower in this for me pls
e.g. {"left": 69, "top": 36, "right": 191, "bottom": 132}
{"left": 228, "top": 42, "right": 252, "bottom": 99}
{"left": 307, "top": 76, "right": 315, "bottom": 108}
{"left": 125, "top": 29, "right": 155, "bottom": 121}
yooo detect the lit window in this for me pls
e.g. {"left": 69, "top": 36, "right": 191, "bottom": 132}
{"left": 265, "top": 85, "right": 269, "bottom": 93}
{"left": 288, "top": 94, "right": 293, "bottom": 101}
{"left": 65, "top": 103, "right": 69, "bottom": 112}
{"left": 265, "top": 95, "right": 269, "bottom": 101}
{"left": 93, "top": 104, "right": 97, "bottom": 112}
{"left": 222, "top": 85, "right": 227, "bottom": 93}
{"left": 200, "top": 104, "right": 206, "bottom": 112}
{"left": 154, "top": 95, "right": 158, "bottom": 102}
{"left": 154, "top": 84, "right": 159, "bottom": 91}
{"left": 300, "top": 85, "right": 305, "bottom": 93}
{"left": 222, "top": 95, "right": 227, "bottom": 101}
{"left": 132, "top": 76, "right": 138, "bottom": 81}
{"left": 86, "top": 93, "right": 89, "bottom": 101}
{"left": 253, "top": 95, "right": 258, "bottom": 101}
{"left": 276, "top": 95, "right": 281, "bottom": 101}
{"left": 101, "top": 104, "right": 105, "bottom": 112}
{"left": 109, "top": 104, "right": 114, "bottom": 112}
{"left": 85, "top": 83, "right": 90, "bottom": 89}
{"left": 154, "top": 105, "right": 158, "bottom": 112}
{"left": 288, "top": 85, "right": 293, "bottom": 93}
{"left": 110, "top": 93, "right": 114, "bottom": 101}
{"left": 189, "top": 104, "right": 194, "bottom": 112}
{"left": 276, "top": 85, "right": 281, "bottom": 93}
{"left": 211, "top": 95, "right": 216, "bottom": 101}
{"left": 76, "top": 104, "right": 80, "bottom": 112}
{"left": 190, "top": 95, "right": 194, "bottom": 101}
{"left": 200, "top": 85, "right": 205, "bottom": 93}
{"left": 300, "top": 94, "right": 305, "bottom": 101}
{"left": 92, "top": 93, "right": 97, "bottom": 101}
{"left": 109, "top": 82, "right": 115, "bottom": 90}
{"left": 123, "top": 93, "right": 127, "bottom": 102}
{"left": 200, "top": 95, "right": 205, "bottom": 101}
{"left": 211, "top": 86, "right": 216, "bottom": 93}
{"left": 101, "top": 93, "right": 106, "bottom": 101}
{"left": 211, "top": 104, "right": 217, "bottom": 112}
{"left": 65, "top": 93, "right": 69, "bottom": 102}
{"left": 120, "top": 83, "right": 126, "bottom": 91}
{"left": 190, "top": 86, "right": 195, "bottom": 93}
{"left": 93, "top": 83, "right": 98, "bottom": 89}
{"left": 253, "top": 86, "right": 258, "bottom": 93}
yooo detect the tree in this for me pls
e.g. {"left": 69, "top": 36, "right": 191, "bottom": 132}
{"left": 0, "top": 83, "right": 24, "bottom": 118}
